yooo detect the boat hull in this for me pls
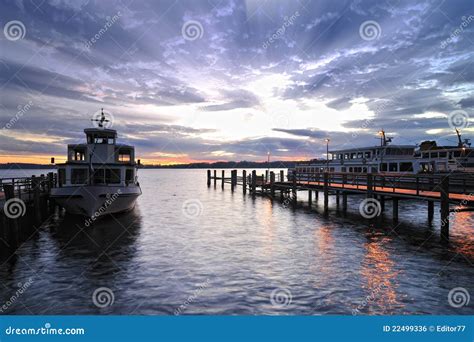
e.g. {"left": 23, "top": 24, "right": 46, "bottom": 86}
{"left": 50, "top": 185, "right": 141, "bottom": 217}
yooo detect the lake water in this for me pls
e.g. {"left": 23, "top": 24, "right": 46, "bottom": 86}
{"left": 0, "top": 169, "right": 473, "bottom": 315}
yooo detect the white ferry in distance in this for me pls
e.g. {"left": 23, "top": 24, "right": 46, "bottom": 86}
{"left": 292, "top": 130, "right": 473, "bottom": 175}
{"left": 50, "top": 110, "right": 142, "bottom": 217}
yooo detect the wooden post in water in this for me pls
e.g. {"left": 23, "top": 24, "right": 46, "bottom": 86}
{"left": 342, "top": 174, "right": 347, "bottom": 211}
{"left": 221, "top": 170, "right": 225, "bottom": 189}
{"left": 440, "top": 176, "right": 450, "bottom": 241}
{"left": 367, "top": 173, "right": 373, "bottom": 198}
{"left": 380, "top": 195, "right": 385, "bottom": 212}
{"left": 231, "top": 170, "right": 236, "bottom": 192}
{"left": 315, "top": 190, "right": 319, "bottom": 201}
{"left": 323, "top": 172, "right": 329, "bottom": 213}
{"left": 242, "top": 170, "right": 247, "bottom": 194}
{"left": 336, "top": 191, "right": 340, "bottom": 207}
{"left": 31, "top": 175, "right": 41, "bottom": 223}
{"left": 48, "top": 172, "right": 55, "bottom": 212}
{"left": 393, "top": 197, "right": 399, "bottom": 223}
{"left": 428, "top": 177, "right": 434, "bottom": 223}
{"left": 427, "top": 201, "right": 434, "bottom": 223}
{"left": 292, "top": 170, "right": 297, "bottom": 206}
{"left": 270, "top": 172, "right": 275, "bottom": 197}
{"left": 265, "top": 170, "right": 269, "bottom": 184}
{"left": 213, "top": 170, "right": 217, "bottom": 187}
{"left": 207, "top": 170, "right": 211, "bottom": 187}
{"left": 308, "top": 189, "right": 312, "bottom": 207}
{"left": 280, "top": 170, "right": 284, "bottom": 183}
{"left": 3, "top": 184, "right": 18, "bottom": 244}
{"left": 251, "top": 170, "right": 257, "bottom": 194}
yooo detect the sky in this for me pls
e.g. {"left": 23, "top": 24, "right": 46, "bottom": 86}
{"left": 0, "top": 0, "right": 473, "bottom": 164}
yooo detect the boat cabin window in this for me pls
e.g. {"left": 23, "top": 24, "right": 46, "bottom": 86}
{"left": 371, "top": 166, "right": 378, "bottom": 173}
{"left": 351, "top": 153, "right": 356, "bottom": 159}
{"left": 380, "top": 163, "right": 387, "bottom": 172}
{"left": 439, "top": 152, "right": 447, "bottom": 158}
{"left": 341, "top": 167, "right": 346, "bottom": 172}
{"left": 453, "top": 151, "right": 462, "bottom": 158}
{"left": 422, "top": 152, "right": 429, "bottom": 158}
{"left": 105, "top": 169, "right": 121, "bottom": 184}
{"left": 400, "top": 162, "right": 414, "bottom": 172}
{"left": 389, "top": 163, "right": 398, "bottom": 172}
{"left": 126, "top": 169, "right": 134, "bottom": 184}
{"left": 73, "top": 149, "right": 85, "bottom": 161}
{"left": 357, "top": 152, "right": 363, "bottom": 159}
{"left": 71, "top": 169, "right": 88, "bottom": 184}
{"left": 119, "top": 151, "right": 131, "bottom": 162}
{"left": 87, "top": 134, "right": 115, "bottom": 144}
{"left": 93, "top": 169, "right": 105, "bottom": 184}
{"left": 430, "top": 152, "right": 438, "bottom": 158}
{"left": 364, "top": 152, "right": 371, "bottom": 158}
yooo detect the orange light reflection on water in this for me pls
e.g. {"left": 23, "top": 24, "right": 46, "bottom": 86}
{"left": 360, "top": 236, "right": 402, "bottom": 314}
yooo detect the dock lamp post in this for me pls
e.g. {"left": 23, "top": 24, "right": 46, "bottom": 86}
{"left": 325, "top": 138, "right": 330, "bottom": 171}
{"left": 267, "top": 151, "right": 271, "bottom": 173}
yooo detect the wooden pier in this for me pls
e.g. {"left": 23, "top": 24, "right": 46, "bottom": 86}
{"left": 0, "top": 173, "right": 57, "bottom": 256}
{"left": 207, "top": 169, "right": 474, "bottom": 241}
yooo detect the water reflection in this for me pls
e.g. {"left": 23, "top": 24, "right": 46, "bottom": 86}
{"left": 360, "top": 234, "right": 401, "bottom": 314}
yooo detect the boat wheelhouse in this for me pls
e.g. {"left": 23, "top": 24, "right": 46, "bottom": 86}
{"left": 50, "top": 111, "right": 142, "bottom": 217}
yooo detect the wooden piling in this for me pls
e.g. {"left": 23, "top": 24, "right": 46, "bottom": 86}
{"left": 336, "top": 191, "right": 340, "bottom": 207}
{"left": 427, "top": 201, "right": 434, "bottom": 223}
{"left": 221, "top": 170, "right": 225, "bottom": 189}
{"left": 323, "top": 172, "right": 329, "bottom": 213}
{"left": 440, "top": 176, "right": 450, "bottom": 241}
{"left": 393, "top": 197, "right": 399, "bottom": 223}
{"left": 308, "top": 189, "right": 312, "bottom": 207}
{"left": 292, "top": 171, "right": 297, "bottom": 206}
{"left": 207, "top": 170, "right": 211, "bottom": 187}
{"left": 242, "top": 170, "right": 247, "bottom": 194}
{"left": 251, "top": 170, "right": 257, "bottom": 194}
{"left": 270, "top": 172, "right": 275, "bottom": 197}
{"left": 367, "top": 173, "right": 373, "bottom": 198}
{"left": 31, "top": 176, "right": 41, "bottom": 223}
{"left": 280, "top": 170, "right": 284, "bottom": 183}
{"left": 213, "top": 170, "right": 217, "bottom": 187}
{"left": 231, "top": 170, "right": 236, "bottom": 192}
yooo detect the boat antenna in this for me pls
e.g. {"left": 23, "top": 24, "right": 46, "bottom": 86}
{"left": 377, "top": 129, "right": 393, "bottom": 146}
{"left": 455, "top": 128, "right": 464, "bottom": 148}
{"left": 91, "top": 108, "right": 110, "bottom": 128}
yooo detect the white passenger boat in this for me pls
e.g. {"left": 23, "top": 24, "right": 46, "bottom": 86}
{"left": 50, "top": 111, "right": 142, "bottom": 217}
{"left": 292, "top": 130, "right": 473, "bottom": 176}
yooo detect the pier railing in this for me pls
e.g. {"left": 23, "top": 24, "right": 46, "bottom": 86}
{"left": 290, "top": 171, "right": 474, "bottom": 195}
{"left": 0, "top": 173, "right": 57, "bottom": 201}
